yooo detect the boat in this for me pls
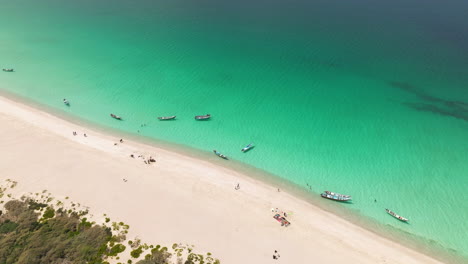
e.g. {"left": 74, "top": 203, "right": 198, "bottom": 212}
{"left": 2, "top": 69, "right": 14, "bottom": 72}
{"left": 213, "top": 150, "right": 228, "bottom": 160}
{"left": 195, "top": 114, "right": 211, "bottom": 120}
{"left": 158, "top": 116, "right": 176, "bottom": 120}
{"left": 325, "top": 191, "right": 351, "bottom": 198}
{"left": 110, "top": 114, "right": 122, "bottom": 120}
{"left": 63, "top": 99, "right": 70, "bottom": 106}
{"left": 321, "top": 192, "right": 352, "bottom": 202}
{"left": 241, "top": 143, "right": 254, "bottom": 152}
{"left": 385, "top": 209, "right": 409, "bottom": 222}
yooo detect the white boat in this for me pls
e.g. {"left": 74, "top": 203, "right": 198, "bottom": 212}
{"left": 386, "top": 209, "right": 409, "bottom": 222}
{"left": 213, "top": 150, "right": 228, "bottom": 160}
{"left": 325, "top": 191, "right": 351, "bottom": 198}
{"left": 321, "top": 192, "right": 352, "bottom": 202}
{"left": 158, "top": 115, "right": 176, "bottom": 120}
{"left": 63, "top": 99, "right": 70, "bottom": 106}
{"left": 241, "top": 143, "right": 254, "bottom": 152}
{"left": 195, "top": 114, "right": 211, "bottom": 120}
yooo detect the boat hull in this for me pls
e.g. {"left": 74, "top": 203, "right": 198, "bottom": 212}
{"left": 213, "top": 150, "right": 228, "bottom": 160}
{"left": 110, "top": 114, "right": 122, "bottom": 120}
{"left": 321, "top": 193, "right": 351, "bottom": 202}
{"left": 158, "top": 116, "right": 176, "bottom": 120}
{"left": 241, "top": 144, "right": 254, "bottom": 152}
{"left": 385, "top": 209, "right": 409, "bottom": 222}
{"left": 195, "top": 114, "right": 211, "bottom": 120}
{"left": 325, "top": 191, "right": 351, "bottom": 198}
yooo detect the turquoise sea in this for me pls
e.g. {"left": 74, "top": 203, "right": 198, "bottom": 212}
{"left": 1, "top": 0, "right": 467, "bottom": 261}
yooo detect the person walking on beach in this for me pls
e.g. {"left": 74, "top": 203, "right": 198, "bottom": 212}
{"left": 235, "top": 183, "right": 240, "bottom": 190}
{"left": 273, "top": 250, "right": 280, "bottom": 260}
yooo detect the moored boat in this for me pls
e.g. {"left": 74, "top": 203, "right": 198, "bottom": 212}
{"left": 325, "top": 191, "right": 351, "bottom": 198}
{"left": 110, "top": 114, "right": 122, "bottom": 120}
{"left": 241, "top": 143, "right": 254, "bottom": 152}
{"left": 195, "top": 114, "right": 211, "bottom": 120}
{"left": 321, "top": 192, "right": 352, "bottom": 202}
{"left": 385, "top": 209, "right": 409, "bottom": 222}
{"left": 63, "top": 99, "right": 70, "bottom": 106}
{"left": 158, "top": 115, "right": 176, "bottom": 120}
{"left": 2, "top": 68, "right": 14, "bottom": 72}
{"left": 213, "top": 150, "right": 228, "bottom": 160}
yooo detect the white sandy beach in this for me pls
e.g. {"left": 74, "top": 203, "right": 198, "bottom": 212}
{"left": 0, "top": 95, "right": 444, "bottom": 264}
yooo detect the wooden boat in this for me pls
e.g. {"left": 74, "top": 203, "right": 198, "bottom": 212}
{"left": 385, "top": 209, "right": 409, "bottom": 222}
{"left": 195, "top": 114, "right": 211, "bottom": 120}
{"left": 321, "top": 192, "right": 352, "bottom": 202}
{"left": 213, "top": 150, "right": 228, "bottom": 160}
{"left": 158, "top": 115, "right": 176, "bottom": 120}
{"left": 110, "top": 114, "right": 122, "bottom": 120}
{"left": 241, "top": 143, "right": 254, "bottom": 152}
{"left": 2, "top": 69, "right": 14, "bottom": 72}
{"left": 63, "top": 99, "right": 70, "bottom": 106}
{"left": 325, "top": 191, "right": 351, "bottom": 198}
{"left": 273, "top": 214, "right": 291, "bottom": 227}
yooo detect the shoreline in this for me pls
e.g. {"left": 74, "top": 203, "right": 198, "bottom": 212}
{"left": 0, "top": 93, "right": 461, "bottom": 263}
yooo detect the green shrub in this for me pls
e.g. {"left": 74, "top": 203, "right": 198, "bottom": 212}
{"left": 0, "top": 220, "right": 18, "bottom": 233}
{"left": 130, "top": 247, "right": 143, "bottom": 258}
{"left": 43, "top": 207, "right": 55, "bottom": 219}
{"left": 108, "top": 244, "right": 126, "bottom": 256}
{"left": 28, "top": 200, "right": 47, "bottom": 210}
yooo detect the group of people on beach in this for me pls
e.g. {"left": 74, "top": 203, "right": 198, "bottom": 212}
{"left": 272, "top": 208, "right": 288, "bottom": 218}
{"left": 129, "top": 153, "right": 156, "bottom": 165}
{"left": 72, "top": 131, "right": 86, "bottom": 137}
{"left": 273, "top": 250, "right": 281, "bottom": 260}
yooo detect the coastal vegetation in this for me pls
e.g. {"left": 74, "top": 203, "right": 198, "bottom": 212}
{"left": 0, "top": 180, "right": 220, "bottom": 264}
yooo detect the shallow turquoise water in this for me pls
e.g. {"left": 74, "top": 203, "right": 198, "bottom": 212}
{"left": 1, "top": 0, "right": 468, "bottom": 260}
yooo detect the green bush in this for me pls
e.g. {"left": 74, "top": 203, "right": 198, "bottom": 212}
{"left": 43, "top": 207, "right": 55, "bottom": 219}
{"left": 28, "top": 200, "right": 47, "bottom": 210}
{"left": 109, "top": 244, "right": 126, "bottom": 256}
{"left": 0, "top": 220, "right": 18, "bottom": 233}
{"left": 130, "top": 247, "right": 143, "bottom": 258}
{"left": 0, "top": 200, "right": 112, "bottom": 264}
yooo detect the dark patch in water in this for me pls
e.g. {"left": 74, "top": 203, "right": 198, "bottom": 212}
{"left": 403, "top": 102, "right": 468, "bottom": 122}
{"left": 389, "top": 81, "right": 468, "bottom": 122}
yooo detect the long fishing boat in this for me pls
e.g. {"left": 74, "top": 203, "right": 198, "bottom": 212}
{"left": 321, "top": 192, "right": 352, "bottom": 202}
{"left": 213, "top": 150, "right": 228, "bottom": 160}
{"left": 2, "top": 68, "right": 14, "bottom": 72}
{"left": 385, "top": 209, "right": 409, "bottom": 222}
{"left": 158, "top": 115, "right": 176, "bottom": 120}
{"left": 325, "top": 191, "right": 351, "bottom": 198}
{"left": 195, "top": 114, "right": 211, "bottom": 120}
{"left": 110, "top": 114, "right": 122, "bottom": 120}
{"left": 241, "top": 143, "right": 254, "bottom": 152}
